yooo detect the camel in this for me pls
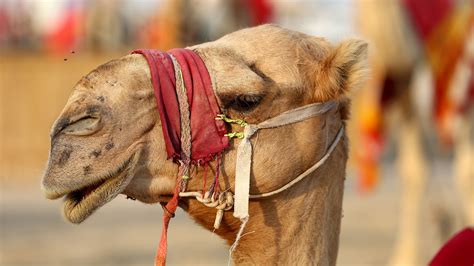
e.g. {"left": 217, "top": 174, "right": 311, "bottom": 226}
{"left": 272, "top": 1, "right": 473, "bottom": 264}
{"left": 354, "top": 1, "right": 474, "bottom": 265}
{"left": 41, "top": 24, "right": 368, "bottom": 265}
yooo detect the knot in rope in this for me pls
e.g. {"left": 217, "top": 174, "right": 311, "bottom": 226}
{"left": 179, "top": 191, "right": 234, "bottom": 229}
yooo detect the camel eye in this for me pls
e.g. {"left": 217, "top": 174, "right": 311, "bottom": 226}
{"left": 228, "top": 94, "right": 263, "bottom": 112}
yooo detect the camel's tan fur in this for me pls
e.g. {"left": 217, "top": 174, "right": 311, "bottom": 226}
{"left": 42, "top": 25, "right": 368, "bottom": 264}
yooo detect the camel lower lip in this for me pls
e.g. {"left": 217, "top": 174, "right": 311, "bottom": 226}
{"left": 62, "top": 155, "right": 136, "bottom": 224}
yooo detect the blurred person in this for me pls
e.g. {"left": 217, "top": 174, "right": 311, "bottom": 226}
{"left": 180, "top": 0, "right": 273, "bottom": 46}
{"left": 180, "top": 0, "right": 238, "bottom": 45}
{"left": 273, "top": 0, "right": 356, "bottom": 43}
{"left": 120, "top": 0, "right": 163, "bottom": 48}
{"left": 42, "top": 0, "right": 86, "bottom": 54}
{"left": 85, "top": 0, "right": 126, "bottom": 51}
{"left": 138, "top": 0, "right": 182, "bottom": 50}
{"left": 0, "top": 2, "right": 10, "bottom": 48}
{"left": 0, "top": 0, "right": 36, "bottom": 50}
{"left": 136, "top": 0, "right": 274, "bottom": 50}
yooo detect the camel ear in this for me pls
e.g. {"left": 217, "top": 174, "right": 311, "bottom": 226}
{"left": 301, "top": 39, "right": 369, "bottom": 101}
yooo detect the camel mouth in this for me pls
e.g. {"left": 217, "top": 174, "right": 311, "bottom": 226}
{"left": 62, "top": 152, "right": 139, "bottom": 224}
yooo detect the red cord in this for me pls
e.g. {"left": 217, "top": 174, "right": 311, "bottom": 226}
{"left": 154, "top": 178, "right": 181, "bottom": 266}
{"left": 213, "top": 154, "right": 221, "bottom": 195}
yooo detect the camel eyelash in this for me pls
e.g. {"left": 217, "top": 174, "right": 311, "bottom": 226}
{"left": 220, "top": 93, "right": 264, "bottom": 112}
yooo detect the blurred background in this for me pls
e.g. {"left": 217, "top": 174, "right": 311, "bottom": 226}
{"left": 0, "top": 0, "right": 472, "bottom": 265}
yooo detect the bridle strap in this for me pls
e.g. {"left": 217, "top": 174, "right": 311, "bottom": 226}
{"left": 249, "top": 126, "right": 344, "bottom": 198}
{"left": 178, "top": 125, "right": 343, "bottom": 202}
{"left": 157, "top": 101, "right": 342, "bottom": 265}
{"left": 233, "top": 101, "right": 339, "bottom": 219}
{"left": 177, "top": 101, "right": 343, "bottom": 229}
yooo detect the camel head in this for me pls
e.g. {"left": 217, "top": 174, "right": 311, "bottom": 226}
{"left": 42, "top": 25, "right": 367, "bottom": 225}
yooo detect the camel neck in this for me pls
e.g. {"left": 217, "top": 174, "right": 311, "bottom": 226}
{"left": 185, "top": 155, "right": 346, "bottom": 265}
{"left": 234, "top": 168, "right": 345, "bottom": 265}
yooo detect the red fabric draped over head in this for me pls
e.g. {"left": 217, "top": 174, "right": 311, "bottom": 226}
{"left": 132, "top": 48, "right": 229, "bottom": 163}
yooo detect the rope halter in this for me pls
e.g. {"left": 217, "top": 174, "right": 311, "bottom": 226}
{"left": 232, "top": 100, "right": 340, "bottom": 219}
{"left": 135, "top": 48, "right": 343, "bottom": 266}
{"left": 178, "top": 101, "right": 342, "bottom": 230}
{"left": 171, "top": 66, "right": 343, "bottom": 265}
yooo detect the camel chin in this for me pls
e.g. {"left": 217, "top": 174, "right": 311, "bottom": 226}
{"left": 61, "top": 151, "right": 140, "bottom": 224}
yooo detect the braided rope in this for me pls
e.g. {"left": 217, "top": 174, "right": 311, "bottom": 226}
{"left": 170, "top": 55, "right": 192, "bottom": 191}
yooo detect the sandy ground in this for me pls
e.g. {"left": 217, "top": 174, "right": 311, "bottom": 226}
{"left": 0, "top": 161, "right": 466, "bottom": 266}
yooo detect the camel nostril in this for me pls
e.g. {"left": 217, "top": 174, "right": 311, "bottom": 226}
{"left": 62, "top": 116, "right": 101, "bottom": 136}
{"left": 51, "top": 117, "right": 71, "bottom": 139}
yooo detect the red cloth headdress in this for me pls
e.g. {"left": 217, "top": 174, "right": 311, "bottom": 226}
{"left": 132, "top": 48, "right": 229, "bottom": 163}
{"left": 132, "top": 48, "right": 229, "bottom": 266}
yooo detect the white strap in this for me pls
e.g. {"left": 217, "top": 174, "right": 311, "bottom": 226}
{"left": 233, "top": 101, "right": 338, "bottom": 219}
{"left": 233, "top": 126, "right": 258, "bottom": 219}
{"left": 257, "top": 101, "right": 337, "bottom": 129}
